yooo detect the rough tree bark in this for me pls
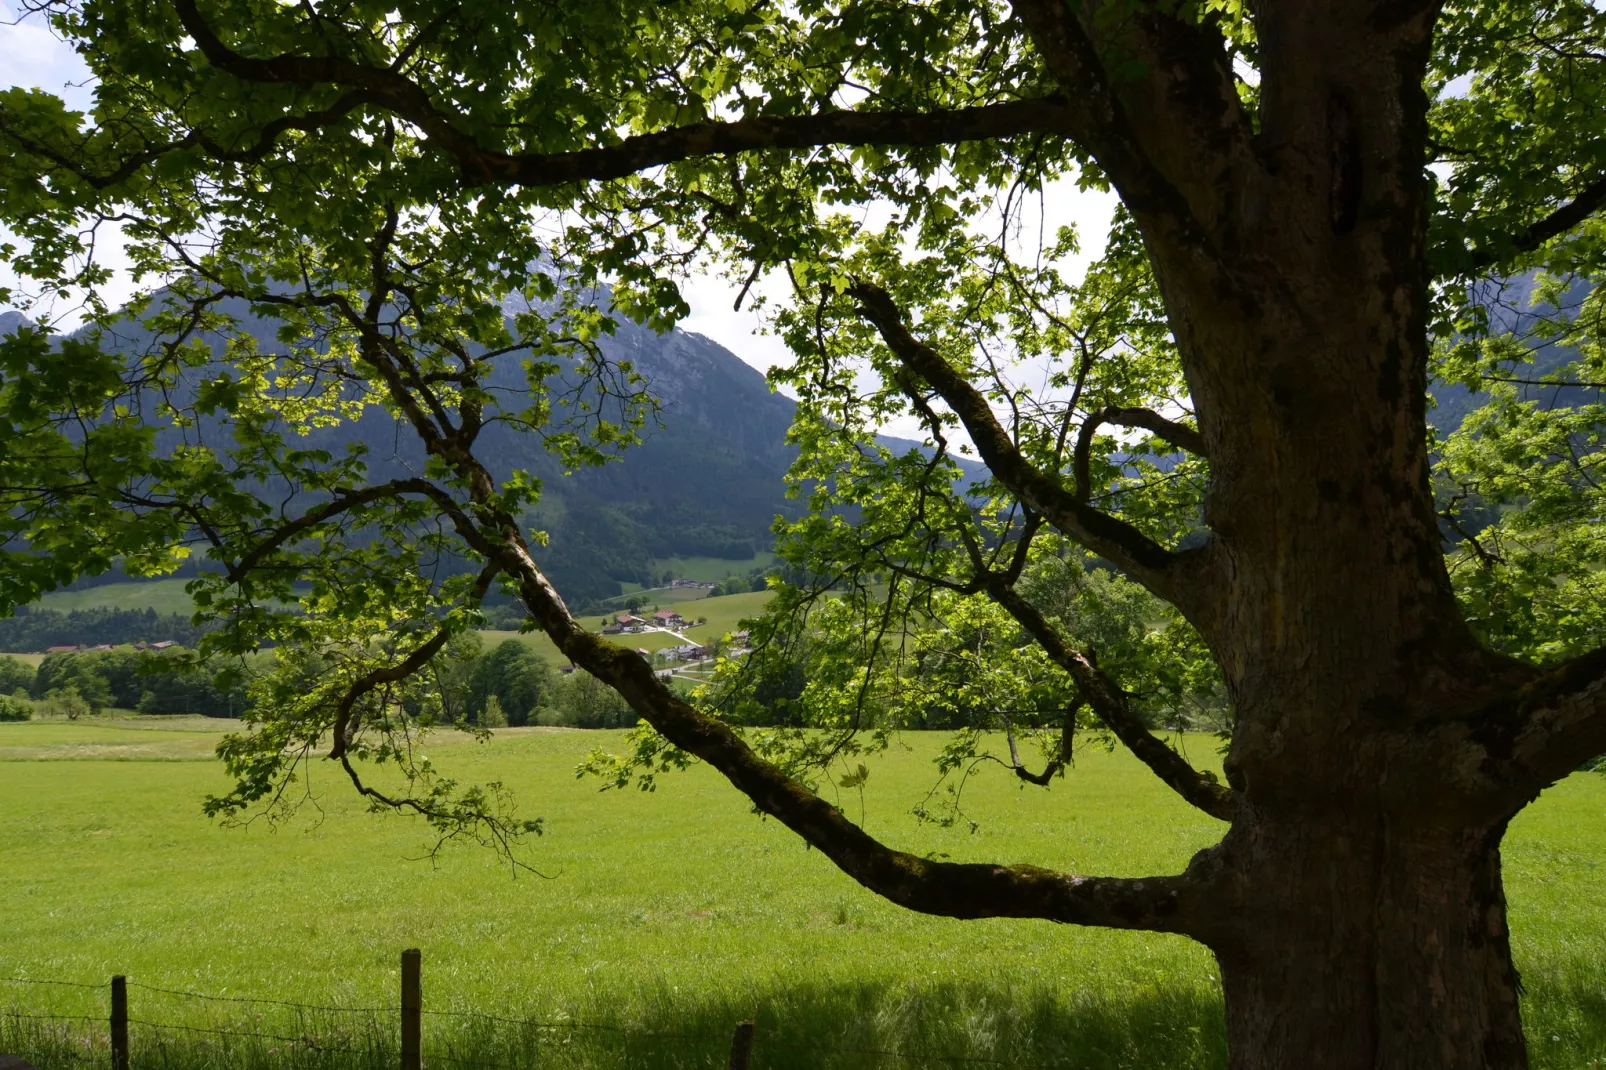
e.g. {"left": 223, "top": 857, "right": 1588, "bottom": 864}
{"left": 41, "top": 0, "right": 1606, "bottom": 1066}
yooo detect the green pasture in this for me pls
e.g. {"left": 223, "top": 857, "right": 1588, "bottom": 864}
{"left": 602, "top": 584, "right": 721, "bottom": 606}
{"left": 35, "top": 580, "right": 199, "bottom": 616}
{"left": 18, "top": 581, "right": 771, "bottom": 667}
{"left": 26, "top": 563, "right": 767, "bottom": 621}
{"left": 647, "top": 553, "right": 776, "bottom": 584}
{"left": 0, "top": 721, "right": 1603, "bottom": 1069}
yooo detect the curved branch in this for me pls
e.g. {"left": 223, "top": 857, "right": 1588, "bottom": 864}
{"left": 316, "top": 244, "right": 1221, "bottom": 934}
{"left": 225, "top": 477, "right": 447, "bottom": 583}
{"left": 1073, "top": 405, "right": 1206, "bottom": 501}
{"left": 985, "top": 581, "right": 1239, "bottom": 822}
{"left": 391, "top": 442, "right": 1215, "bottom": 931}
{"left": 1468, "top": 172, "right": 1606, "bottom": 270}
{"left": 0, "top": 92, "right": 377, "bottom": 191}
{"left": 168, "top": 0, "right": 1077, "bottom": 187}
{"left": 1465, "top": 644, "right": 1606, "bottom": 808}
{"left": 487, "top": 526, "right": 1209, "bottom": 932}
{"left": 1006, "top": 704, "right": 1078, "bottom": 786}
{"left": 326, "top": 561, "right": 498, "bottom": 760}
{"left": 849, "top": 281, "right": 1219, "bottom": 624}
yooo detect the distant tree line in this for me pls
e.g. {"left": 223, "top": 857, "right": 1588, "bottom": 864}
{"left": 0, "top": 606, "right": 211, "bottom": 652}
{"left": 708, "top": 565, "right": 773, "bottom": 597}
{"left": 413, "top": 635, "right": 639, "bottom": 730}
{"left": 0, "top": 634, "right": 651, "bottom": 728}
{"left": 0, "top": 646, "right": 250, "bottom": 718}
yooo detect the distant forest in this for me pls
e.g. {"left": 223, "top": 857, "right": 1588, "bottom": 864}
{"left": 0, "top": 606, "right": 210, "bottom": 652}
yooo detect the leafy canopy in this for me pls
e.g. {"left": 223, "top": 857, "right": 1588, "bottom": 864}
{"left": 0, "top": 0, "right": 1602, "bottom": 849}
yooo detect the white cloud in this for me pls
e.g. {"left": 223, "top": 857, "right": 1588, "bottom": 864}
{"left": 1, "top": 5, "right": 125, "bottom": 325}
{"left": 1, "top": 4, "right": 93, "bottom": 106}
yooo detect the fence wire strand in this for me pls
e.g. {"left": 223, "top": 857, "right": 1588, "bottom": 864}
{"left": 423, "top": 1007, "right": 718, "bottom": 1042}
{"left": 130, "top": 1018, "right": 380, "bottom": 1057}
{"left": 128, "top": 981, "right": 392, "bottom": 1016}
{"left": 0, "top": 977, "right": 105, "bottom": 990}
{"left": 5, "top": 973, "right": 1094, "bottom": 1069}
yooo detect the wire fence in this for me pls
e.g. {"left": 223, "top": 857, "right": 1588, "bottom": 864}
{"left": 0, "top": 960, "right": 1094, "bottom": 1070}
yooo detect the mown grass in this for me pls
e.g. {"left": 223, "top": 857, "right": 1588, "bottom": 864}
{"left": 638, "top": 554, "right": 777, "bottom": 585}
{"left": 35, "top": 580, "right": 200, "bottom": 617}
{"left": 0, "top": 722, "right": 1601, "bottom": 1068}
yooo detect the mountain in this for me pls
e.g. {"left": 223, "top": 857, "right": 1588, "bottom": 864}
{"left": 1, "top": 297, "right": 984, "bottom": 608}
{"left": 1430, "top": 274, "right": 1597, "bottom": 433}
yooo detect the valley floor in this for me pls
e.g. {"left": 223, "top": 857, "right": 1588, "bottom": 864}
{"left": 0, "top": 722, "right": 1602, "bottom": 1068}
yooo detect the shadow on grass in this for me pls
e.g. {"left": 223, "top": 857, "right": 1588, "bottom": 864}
{"left": 4, "top": 977, "right": 1226, "bottom": 1070}
{"left": 8, "top": 965, "right": 1603, "bottom": 1069}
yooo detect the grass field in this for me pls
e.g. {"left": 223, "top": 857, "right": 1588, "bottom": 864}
{"left": 19, "top": 582, "right": 772, "bottom": 667}
{"left": 0, "top": 720, "right": 1603, "bottom": 1069}
{"left": 644, "top": 554, "right": 777, "bottom": 585}
{"left": 30, "top": 564, "right": 772, "bottom": 621}
{"left": 35, "top": 579, "right": 199, "bottom": 616}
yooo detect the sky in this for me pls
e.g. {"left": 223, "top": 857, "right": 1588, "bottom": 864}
{"left": 0, "top": 6, "right": 1119, "bottom": 437}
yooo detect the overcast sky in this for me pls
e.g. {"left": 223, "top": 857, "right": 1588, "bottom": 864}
{"left": 1, "top": 6, "right": 1118, "bottom": 439}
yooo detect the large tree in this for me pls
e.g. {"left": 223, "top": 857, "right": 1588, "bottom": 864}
{"left": 3, "top": 0, "right": 1605, "bottom": 1065}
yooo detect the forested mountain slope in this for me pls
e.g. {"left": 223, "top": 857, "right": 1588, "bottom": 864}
{"left": 3, "top": 299, "right": 980, "bottom": 607}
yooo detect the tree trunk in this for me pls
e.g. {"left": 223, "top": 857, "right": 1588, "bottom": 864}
{"left": 1209, "top": 810, "right": 1527, "bottom": 1070}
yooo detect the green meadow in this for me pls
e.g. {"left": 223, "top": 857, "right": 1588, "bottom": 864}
{"left": 17, "top": 580, "right": 773, "bottom": 667}
{"left": 0, "top": 720, "right": 1603, "bottom": 1069}
{"left": 27, "top": 577, "right": 773, "bottom": 632}
{"left": 34, "top": 580, "right": 201, "bottom": 617}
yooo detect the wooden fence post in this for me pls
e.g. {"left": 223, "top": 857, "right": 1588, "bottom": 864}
{"left": 400, "top": 949, "right": 421, "bottom": 1070}
{"left": 109, "top": 975, "right": 128, "bottom": 1070}
{"left": 727, "top": 1019, "right": 754, "bottom": 1070}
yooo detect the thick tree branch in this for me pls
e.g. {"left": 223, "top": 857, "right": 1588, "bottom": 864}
{"left": 389, "top": 424, "right": 1216, "bottom": 931}
{"left": 985, "top": 581, "right": 1239, "bottom": 822}
{"left": 167, "top": 0, "right": 1077, "bottom": 187}
{"left": 849, "top": 281, "right": 1218, "bottom": 624}
{"left": 1008, "top": 0, "right": 1251, "bottom": 269}
{"left": 494, "top": 99, "right": 1076, "bottom": 188}
{"left": 1468, "top": 172, "right": 1606, "bottom": 270}
{"left": 489, "top": 523, "right": 1208, "bottom": 931}
{"left": 300, "top": 214, "right": 1219, "bottom": 934}
{"left": 1467, "top": 644, "right": 1606, "bottom": 806}
{"left": 224, "top": 477, "right": 447, "bottom": 583}
{"left": 1073, "top": 405, "right": 1206, "bottom": 500}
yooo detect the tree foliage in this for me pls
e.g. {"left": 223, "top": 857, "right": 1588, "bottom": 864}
{"left": 5, "top": 0, "right": 1606, "bottom": 1060}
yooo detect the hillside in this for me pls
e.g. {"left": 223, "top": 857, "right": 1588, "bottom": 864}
{"left": 3, "top": 297, "right": 984, "bottom": 609}
{"left": 1430, "top": 274, "right": 1598, "bottom": 433}
{"left": 6, "top": 579, "right": 772, "bottom": 661}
